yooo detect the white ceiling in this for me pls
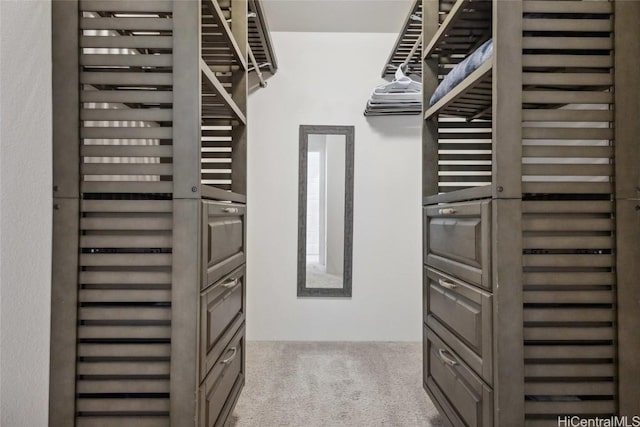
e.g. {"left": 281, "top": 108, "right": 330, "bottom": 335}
{"left": 261, "top": 0, "right": 415, "bottom": 33}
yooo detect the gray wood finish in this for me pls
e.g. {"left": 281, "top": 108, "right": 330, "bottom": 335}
{"left": 614, "top": 0, "right": 640, "bottom": 416}
{"left": 51, "top": 1, "right": 251, "bottom": 425}
{"left": 297, "top": 125, "right": 355, "bottom": 298}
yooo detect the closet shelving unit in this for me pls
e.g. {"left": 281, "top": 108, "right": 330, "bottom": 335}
{"left": 381, "top": 0, "right": 423, "bottom": 78}
{"left": 421, "top": 0, "right": 640, "bottom": 426}
{"left": 248, "top": 0, "right": 278, "bottom": 76}
{"left": 50, "top": 1, "right": 252, "bottom": 426}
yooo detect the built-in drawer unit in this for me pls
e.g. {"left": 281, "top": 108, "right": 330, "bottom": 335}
{"left": 424, "top": 200, "right": 491, "bottom": 290}
{"left": 200, "top": 265, "right": 246, "bottom": 380}
{"left": 425, "top": 267, "right": 492, "bottom": 363}
{"left": 424, "top": 326, "right": 493, "bottom": 427}
{"left": 199, "top": 325, "right": 245, "bottom": 427}
{"left": 202, "top": 201, "right": 246, "bottom": 289}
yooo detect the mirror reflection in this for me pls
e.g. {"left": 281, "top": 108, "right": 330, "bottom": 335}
{"left": 298, "top": 125, "right": 354, "bottom": 297}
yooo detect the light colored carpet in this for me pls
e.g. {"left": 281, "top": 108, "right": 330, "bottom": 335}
{"left": 306, "top": 263, "right": 343, "bottom": 289}
{"left": 229, "top": 342, "right": 445, "bottom": 427}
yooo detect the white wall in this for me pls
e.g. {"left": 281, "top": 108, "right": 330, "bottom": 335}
{"left": 247, "top": 32, "right": 423, "bottom": 341}
{"left": 0, "top": 1, "right": 52, "bottom": 426}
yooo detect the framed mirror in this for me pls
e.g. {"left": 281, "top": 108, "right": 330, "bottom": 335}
{"left": 297, "top": 125, "right": 354, "bottom": 297}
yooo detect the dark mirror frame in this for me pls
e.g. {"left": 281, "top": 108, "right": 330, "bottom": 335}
{"left": 297, "top": 125, "right": 355, "bottom": 297}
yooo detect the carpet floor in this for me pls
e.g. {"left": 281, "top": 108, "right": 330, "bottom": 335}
{"left": 229, "top": 342, "right": 445, "bottom": 427}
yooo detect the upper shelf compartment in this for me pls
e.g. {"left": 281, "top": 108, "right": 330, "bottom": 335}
{"left": 424, "top": 60, "right": 492, "bottom": 120}
{"left": 200, "top": 58, "right": 247, "bottom": 125}
{"left": 381, "top": 0, "right": 422, "bottom": 78}
{"left": 201, "top": 0, "right": 247, "bottom": 71}
{"left": 423, "top": 0, "right": 492, "bottom": 60}
{"left": 248, "top": 0, "right": 278, "bottom": 75}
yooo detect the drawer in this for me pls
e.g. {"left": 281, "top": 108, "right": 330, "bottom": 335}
{"left": 199, "top": 325, "right": 245, "bottom": 427}
{"left": 424, "top": 200, "right": 491, "bottom": 290}
{"left": 425, "top": 267, "right": 492, "bottom": 363}
{"left": 202, "top": 200, "right": 246, "bottom": 289}
{"left": 200, "top": 265, "right": 246, "bottom": 381}
{"left": 424, "top": 326, "right": 493, "bottom": 427}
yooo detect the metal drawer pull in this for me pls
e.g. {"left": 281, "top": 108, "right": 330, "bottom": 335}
{"left": 221, "top": 347, "right": 237, "bottom": 364}
{"left": 222, "top": 278, "right": 238, "bottom": 289}
{"left": 438, "top": 348, "right": 458, "bottom": 366}
{"left": 438, "top": 279, "right": 458, "bottom": 289}
{"left": 438, "top": 208, "right": 457, "bottom": 215}
{"left": 222, "top": 207, "right": 239, "bottom": 214}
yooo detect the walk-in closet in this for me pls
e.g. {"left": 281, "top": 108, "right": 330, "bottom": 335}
{"left": 0, "top": 1, "right": 638, "bottom": 426}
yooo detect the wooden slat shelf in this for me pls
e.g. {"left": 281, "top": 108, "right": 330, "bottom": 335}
{"left": 423, "top": 60, "right": 492, "bottom": 120}
{"left": 200, "top": 58, "right": 247, "bottom": 125}
{"left": 202, "top": 0, "right": 247, "bottom": 70}
{"left": 248, "top": 0, "right": 277, "bottom": 74}
{"left": 423, "top": 0, "right": 492, "bottom": 60}
{"left": 381, "top": 0, "right": 422, "bottom": 77}
{"left": 202, "top": 185, "right": 247, "bottom": 203}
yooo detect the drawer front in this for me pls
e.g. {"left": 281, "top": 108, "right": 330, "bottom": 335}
{"left": 424, "top": 200, "right": 491, "bottom": 290}
{"left": 424, "top": 326, "right": 493, "bottom": 427}
{"left": 199, "top": 325, "right": 245, "bottom": 427}
{"left": 202, "top": 201, "right": 246, "bottom": 289}
{"left": 425, "top": 267, "right": 492, "bottom": 360}
{"left": 200, "top": 265, "right": 246, "bottom": 380}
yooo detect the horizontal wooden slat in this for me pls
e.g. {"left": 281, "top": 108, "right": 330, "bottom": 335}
{"left": 78, "top": 343, "right": 171, "bottom": 358}
{"left": 522, "top": 54, "right": 613, "bottom": 69}
{"left": 523, "top": 145, "right": 612, "bottom": 158}
{"left": 523, "top": 19, "right": 611, "bottom": 33}
{"left": 77, "top": 379, "right": 170, "bottom": 394}
{"left": 524, "top": 345, "right": 615, "bottom": 359}
{"left": 523, "top": 236, "right": 613, "bottom": 250}
{"left": 81, "top": 127, "right": 172, "bottom": 140}
{"left": 78, "top": 325, "right": 171, "bottom": 340}
{"left": 82, "top": 163, "right": 172, "bottom": 176}
{"left": 80, "top": 17, "right": 172, "bottom": 31}
{"left": 80, "top": 36, "right": 172, "bottom": 49}
{"left": 523, "top": 1, "right": 613, "bottom": 14}
{"left": 523, "top": 73, "right": 612, "bottom": 87}
{"left": 76, "top": 417, "right": 169, "bottom": 427}
{"left": 79, "top": 307, "right": 171, "bottom": 321}
{"left": 81, "top": 181, "right": 173, "bottom": 193}
{"left": 522, "top": 37, "right": 612, "bottom": 50}
{"left": 523, "top": 291, "right": 614, "bottom": 304}
{"left": 80, "top": 271, "right": 171, "bottom": 285}
{"left": 523, "top": 201, "right": 612, "bottom": 214}
{"left": 81, "top": 72, "right": 172, "bottom": 86}
{"left": 525, "top": 364, "right": 615, "bottom": 378}
{"left": 522, "top": 127, "right": 613, "bottom": 140}
{"left": 525, "top": 381, "right": 615, "bottom": 396}
{"left": 524, "top": 308, "right": 614, "bottom": 323}
{"left": 524, "top": 327, "right": 615, "bottom": 342}
{"left": 76, "top": 398, "right": 169, "bottom": 413}
{"left": 524, "top": 272, "right": 614, "bottom": 286}
{"left": 81, "top": 200, "right": 172, "bottom": 213}
{"left": 80, "top": 253, "right": 171, "bottom": 267}
{"left": 522, "top": 164, "right": 612, "bottom": 177}
{"left": 522, "top": 109, "right": 613, "bottom": 122}
{"left": 81, "top": 90, "right": 173, "bottom": 104}
{"left": 523, "top": 254, "right": 614, "bottom": 268}
{"left": 80, "top": 0, "right": 173, "bottom": 13}
{"left": 525, "top": 400, "right": 615, "bottom": 415}
{"left": 523, "top": 217, "right": 612, "bottom": 232}
{"left": 79, "top": 289, "right": 171, "bottom": 303}
{"left": 81, "top": 53, "right": 173, "bottom": 67}
{"left": 77, "top": 361, "right": 170, "bottom": 376}
{"left": 81, "top": 217, "right": 172, "bottom": 231}
{"left": 522, "top": 182, "right": 613, "bottom": 194}
{"left": 81, "top": 235, "right": 172, "bottom": 248}
{"left": 82, "top": 108, "right": 172, "bottom": 122}
{"left": 81, "top": 145, "right": 172, "bottom": 158}
{"left": 522, "top": 91, "right": 613, "bottom": 105}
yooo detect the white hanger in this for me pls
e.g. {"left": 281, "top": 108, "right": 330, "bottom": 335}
{"left": 372, "top": 65, "right": 422, "bottom": 95}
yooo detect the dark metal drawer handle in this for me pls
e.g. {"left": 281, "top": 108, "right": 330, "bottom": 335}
{"left": 438, "top": 348, "right": 458, "bottom": 366}
{"left": 222, "top": 278, "right": 239, "bottom": 289}
{"left": 222, "top": 207, "right": 239, "bottom": 214}
{"left": 438, "top": 208, "right": 456, "bottom": 215}
{"left": 438, "top": 279, "right": 458, "bottom": 290}
{"left": 221, "top": 347, "right": 237, "bottom": 364}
